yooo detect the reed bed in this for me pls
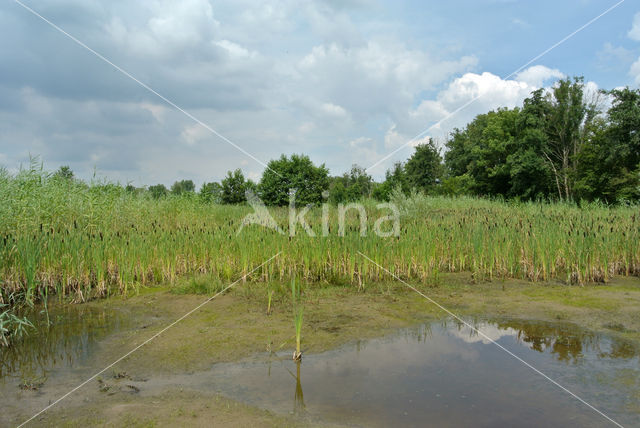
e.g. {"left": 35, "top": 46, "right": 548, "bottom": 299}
{"left": 1, "top": 166, "right": 640, "bottom": 311}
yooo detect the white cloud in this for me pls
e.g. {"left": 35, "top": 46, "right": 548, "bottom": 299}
{"left": 180, "top": 123, "right": 210, "bottom": 146}
{"left": 628, "top": 12, "right": 640, "bottom": 41}
{"left": 0, "top": 0, "right": 586, "bottom": 185}
{"left": 597, "top": 43, "right": 634, "bottom": 69}
{"left": 631, "top": 58, "right": 640, "bottom": 86}
{"left": 406, "top": 69, "right": 541, "bottom": 138}
{"left": 515, "top": 65, "right": 565, "bottom": 88}
{"left": 297, "top": 41, "right": 477, "bottom": 118}
{"left": 626, "top": 13, "right": 640, "bottom": 86}
{"left": 140, "top": 102, "right": 167, "bottom": 123}
{"left": 383, "top": 125, "right": 403, "bottom": 150}
{"left": 437, "top": 72, "right": 531, "bottom": 110}
{"left": 105, "top": 0, "right": 219, "bottom": 58}
{"left": 214, "top": 39, "right": 256, "bottom": 58}
{"left": 321, "top": 102, "right": 348, "bottom": 118}
{"left": 366, "top": 65, "right": 568, "bottom": 168}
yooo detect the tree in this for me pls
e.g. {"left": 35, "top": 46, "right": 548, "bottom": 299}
{"left": 199, "top": 182, "right": 222, "bottom": 203}
{"left": 148, "top": 184, "right": 168, "bottom": 199}
{"left": 53, "top": 165, "right": 74, "bottom": 181}
{"left": 328, "top": 164, "right": 373, "bottom": 203}
{"left": 541, "top": 77, "right": 596, "bottom": 201}
{"left": 445, "top": 109, "right": 520, "bottom": 197}
{"left": 405, "top": 140, "right": 444, "bottom": 193}
{"left": 171, "top": 179, "right": 195, "bottom": 195}
{"left": 509, "top": 89, "right": 554, "bottom": 200}
{"left": 607, "top": 87, "right": 640, "bottom": 173}
{"left": 259, "top": 154, "right": 329, "bottom": 206}
{"left": 245, "top": 179, "right": 259, "bottom": 195}
{"left": 574, "top": 88, "right": 640, "bottom": 202}
{"left": 372, "top": 162, "right": 409, "bottom": 201}
{"left": 329, "top": 179, "right": 348, "bottom": 204}
{"left": 221, "top": 169, "right": 247, "bottom": 204}
{"left": 125, "top": 183, "right": 144, "bottom": 195}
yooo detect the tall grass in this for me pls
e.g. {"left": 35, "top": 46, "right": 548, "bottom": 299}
{"left": 1, "top": 164, "right": 640, "bottom": 316}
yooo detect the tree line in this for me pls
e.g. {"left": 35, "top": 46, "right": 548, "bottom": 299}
{"left": 442, "top": 78, "right": 640, "bottom": 202}
{"left": 54, "top": 77, "right": 639, "bottom": 205}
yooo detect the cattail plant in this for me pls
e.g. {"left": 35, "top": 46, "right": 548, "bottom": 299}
{"left": 291, "top": 279, "right": 303, "bottom": 361}
{"left": 267, "top": 287, "right": 274, "bottom": 315}
{"left": 2, "top": 162, "right": 640, "bottom": 334}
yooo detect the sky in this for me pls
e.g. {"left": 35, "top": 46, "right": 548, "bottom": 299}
{"left": 0, "top": 0, "right": 639, "bottom": 187}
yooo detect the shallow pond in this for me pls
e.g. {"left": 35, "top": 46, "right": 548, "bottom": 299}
{"left": 203, "top": 319, "right": 640, "bottom": 427}
{"left": 1, "top": 303, "right": 639, "bottom": 427}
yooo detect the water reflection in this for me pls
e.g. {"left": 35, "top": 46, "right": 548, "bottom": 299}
{"left": 293, "top": 360, "right": 305, "bottom": 416}
{"left": 206, "top": 318, "right": 640, "bottom": 427}
{"left": 1, "top": 309, "right": 639, "bottom": 426}
{"left": 0, "top": 303, "right": 128, "bottom": 383}
{"left": 445, "top": 318, "right": 637, "bottom": 363}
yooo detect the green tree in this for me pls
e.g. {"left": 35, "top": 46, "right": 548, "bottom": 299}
{"left": 329, "top": 164, "right": 372, "bottom": 203}
{"left": 372, "top": 162, "right": 409, "bottom": 201}
{"left": 199, "top": 182, "right": 222, "bottom": 203}
{"left": 509, "top": 89, "right": 554, "bottom": 200}
{"left": 445, "top": 109, "right": 520, "bottom": 197}
{"left": 221, "top": 169, "right": 247, "bottom": 204}
{"left": 345, "top": 164, "right": 373, "bottom": 200}
{"left": 574, "top": 88, "right": 640, "bottom": 202}
{"left": 170, "top": 179, "right": 195, "bottom": 195}
{"left": 405, "top": 140, "right": 444, "bottom": 193}
{"left": 53, "top": 165, "right": 74, "bottom": 181}
{"left": 245, "top": 179, "right": 259, "bottom": 195}
{"left": 259, "top": 154, "right": 329, "bottom": 206}
{"left": 148, "top": 184, "right": 168, "bottom": 199}
{"left": 541, "top": 77, "right": 597, "bottom": 201}
{"left": 329, "top": 179, "right": 348, "bottom": 204}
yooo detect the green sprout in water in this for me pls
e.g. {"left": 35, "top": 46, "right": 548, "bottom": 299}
{"left": 291, "top": 279, "right": 303, "bottom": 361}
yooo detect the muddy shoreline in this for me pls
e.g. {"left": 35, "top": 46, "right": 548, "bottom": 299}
{"left": 2, "top": 274, "right": 640, "bottom": 427}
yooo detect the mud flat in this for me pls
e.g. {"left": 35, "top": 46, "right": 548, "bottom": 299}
{"left": 2, "top": 275, "right": 640, "bottom": 427}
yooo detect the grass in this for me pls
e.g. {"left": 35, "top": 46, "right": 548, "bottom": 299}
{"left": 1, "top": 164, "right": 640, "bottom": 344}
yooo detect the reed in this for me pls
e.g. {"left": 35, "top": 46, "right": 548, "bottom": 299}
{"left": 291, "top": 279, "right": 303, "bottom": 361}
{"left": 0, "top": 304, "right": 33, "bottom": 347}
{"left": 267, "top": 288, "right": 274, "bottom": 315}
{"left": 1, "top": 164, "right": 639, "bottom": 318}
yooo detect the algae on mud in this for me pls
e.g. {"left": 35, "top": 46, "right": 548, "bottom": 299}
{"left": 2, "top": 275, "right": 640, "bottom": 426}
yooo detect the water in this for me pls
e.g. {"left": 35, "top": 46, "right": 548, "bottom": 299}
{"left": 1, "top": 304, "right": 639, "bottom": 427}
{"left": 204, "top": 320, "right": 640, "bottom": 427}
{"left": 0, "top": 304, "right": 130, "bottom": 385}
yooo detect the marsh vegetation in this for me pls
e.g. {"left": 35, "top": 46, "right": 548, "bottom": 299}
{"left": 1, "top": 164, "right": 640, "bottom": 343}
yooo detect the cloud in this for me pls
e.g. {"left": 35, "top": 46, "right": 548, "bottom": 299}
{"left": 363, "top": 65, "right": 567, "bottom": 171}
{"left": 596, "top": 43, "right": 635, "bottom": 73}
{"left": 104, "top": 0, "right": 219, "bottom": 59}
{"left": 408, "top": 66, "right": 563, "bottom": 137}
{"left": 628, "top": 12, "right": 640, "bottom": 42}
{"left": 631, "top": 59, "right": 640, "bottom": 86}
{"left": 0, "top": 0, "right": 594, "bottom": 185}
{"left": 214, "top": 40, "right": 256, "bottom": 58}
{"left": 627, "top": 13, "right": 640, "bottom": 86}
{"left": 515, "top": 65, "right": 565, "bottom": 88}
{"left": 181, "top": 123, "right": 210, "bottom": 146}
{"left": 296, "top": 41, "right": 477, "bottom": 120}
